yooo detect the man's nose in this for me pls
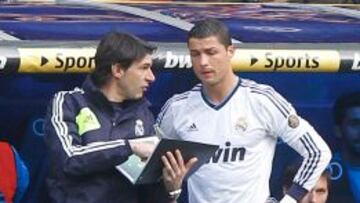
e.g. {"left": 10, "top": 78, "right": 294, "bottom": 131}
{"left": 146, "top": 68, "right": 155, "bottom": 82}
{"left": 199, "top": 54, "right": 209, "bottom": 67}
{"left": 309, "top": 193, "right": 317, "bottom": 203}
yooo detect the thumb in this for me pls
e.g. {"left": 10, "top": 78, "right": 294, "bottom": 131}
{"left": 185, "top": 157, "right": 198, "bottom": 170}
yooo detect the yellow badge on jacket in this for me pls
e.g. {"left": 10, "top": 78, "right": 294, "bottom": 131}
{"left": 76, "top": 107, "right": 101, "bottom": 136}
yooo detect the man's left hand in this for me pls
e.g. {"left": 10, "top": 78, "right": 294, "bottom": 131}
{"left": 161, "top": 149, "right": 198, "bottom": 193}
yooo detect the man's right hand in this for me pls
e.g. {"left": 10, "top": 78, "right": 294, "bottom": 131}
{"left": 128, "top": 141, "right": 156, "bottom": 161}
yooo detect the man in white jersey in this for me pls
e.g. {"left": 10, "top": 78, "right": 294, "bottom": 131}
{"left": 156, "top": 19, "right": 332, "bottom": 203}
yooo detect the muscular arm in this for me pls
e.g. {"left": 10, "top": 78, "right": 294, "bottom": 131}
{"left": 282, "top": 120, "right": 332, "bottom": 201}
{"left": 252, "top": 85, "right": 332, "bottom": 201}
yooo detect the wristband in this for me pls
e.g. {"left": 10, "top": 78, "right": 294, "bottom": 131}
{"left": 169, "top": 189, "right": 182, "bottom": 199}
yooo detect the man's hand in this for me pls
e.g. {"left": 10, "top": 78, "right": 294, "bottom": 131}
{"left": 128, "top": 141, "right": 156, "bottom": 161}
{"left": 161, "top": 149, "right": 198, "bottom": 193}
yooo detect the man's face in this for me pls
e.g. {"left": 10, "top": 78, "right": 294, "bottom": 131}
{"left": 341, "top": 107, "right": 360, "bottom": 154}
{"left": 117, "top": 54, "right": 155, "bottom": 100}
{"left": 188, "top": 36, "right": 234, "bottom": 86}
{"left": 300, "top": 175, "right": 329, "bottom": 203}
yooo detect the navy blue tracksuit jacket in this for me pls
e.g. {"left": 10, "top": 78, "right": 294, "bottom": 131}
{"left": 44, "top": 77, "right": 171, "bottom": 203}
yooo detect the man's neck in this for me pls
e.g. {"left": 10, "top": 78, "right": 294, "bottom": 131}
{"left": 100, "top": 82, "right": 125, "bottom": 103}
{"left": 203, "top": 74, "right": 238, "bottom": 104}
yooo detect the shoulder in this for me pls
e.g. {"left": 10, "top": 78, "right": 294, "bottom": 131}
{"left": 240, "top": 78, "right": 277, "bottom": 95}
{"left": 53, "top": 87, "right": 85, "bottom": 100}
{"left": 164, "top": 84, "right": 201, "bottom": 108}
{"left": 239, "top": 78, "right": 292, "bottom": 116}
{"left": 239, "top": 78, "right": 279, "bottom": 103}
{"left": 50, "top": 87, "right": 85, "bottom": 109}
{"left": 157, "top": 84, "right": 201, "bottom": 123}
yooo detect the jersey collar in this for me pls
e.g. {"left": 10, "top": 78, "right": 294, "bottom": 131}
{"left": 201, "top": 77, "right": 242, "bottom": 110}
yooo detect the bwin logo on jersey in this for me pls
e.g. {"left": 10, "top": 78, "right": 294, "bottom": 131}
{"left": 234, "top": 117, "right": 248, "bottom": 135}
{"left": 134, "top": 119, "right": 145, "bottom": 136}
{"left": 208, "top": 142, "right": 246, "bottom": 164}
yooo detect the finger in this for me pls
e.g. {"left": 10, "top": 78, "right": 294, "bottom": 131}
{"left": 185, "top": 157, "right": 198, "bottom": 171}
{"left": 162, "top": 155, "right": 176, "bottom": 179}
{"left": 166, "top": 151, "right": 181, "bottom": 176}
{"left": 175, "top": 149, "right": 185, "bottom": 170}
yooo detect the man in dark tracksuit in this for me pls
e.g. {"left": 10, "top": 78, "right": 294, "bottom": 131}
{"left": 44, "top": 32, "right": 197, "bottom": 203}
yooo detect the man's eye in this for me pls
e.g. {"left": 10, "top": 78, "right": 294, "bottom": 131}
{"left": 190, "top": 52, "right": 199, "bottom": 57}
{"left": 141, "top": 65, "right": 150, "bottom": 70}
{"left": 207, "top": 50, "right": 218, "bottom": 55}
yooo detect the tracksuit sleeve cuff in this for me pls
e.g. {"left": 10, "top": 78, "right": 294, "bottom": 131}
{"left": 113, "top": 139, "right": 133, "bottom": 165}
{"left": 287, "top": 183, "right": 308, "bottom": 201}
{"left": 123, "top": 139, "right": 133, "bottom": 155}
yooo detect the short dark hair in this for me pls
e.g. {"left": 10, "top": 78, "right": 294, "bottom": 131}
{"left": 187, "top": 19, "right": 232, "bottom": 47}
{"left": 333, "top": 92, "right": 360, "bottom": 125}
{"left": 91, "top": 31, "right": 156, "bottom": 87}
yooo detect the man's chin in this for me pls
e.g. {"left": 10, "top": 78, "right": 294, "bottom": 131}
{"left": 200, "top": 78, "right": 218, "bottom": 86}
{"left": 134, "top": 93, "right": 144, "bottom": 99}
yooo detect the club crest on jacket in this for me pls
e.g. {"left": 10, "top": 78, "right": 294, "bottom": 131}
{"left": 135, "top": 119, "right": 145, "bottom": 136}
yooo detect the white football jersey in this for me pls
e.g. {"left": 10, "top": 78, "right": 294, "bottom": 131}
{"left": 157, "top": 78, "right": 331, "bottom": 203}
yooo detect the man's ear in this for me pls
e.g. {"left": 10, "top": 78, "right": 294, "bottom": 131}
{"left": 112, "top": 63, "right": 125, "bottom": 79}
{"left": 227, "top": 45, "right": 235, "bottom": 58}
